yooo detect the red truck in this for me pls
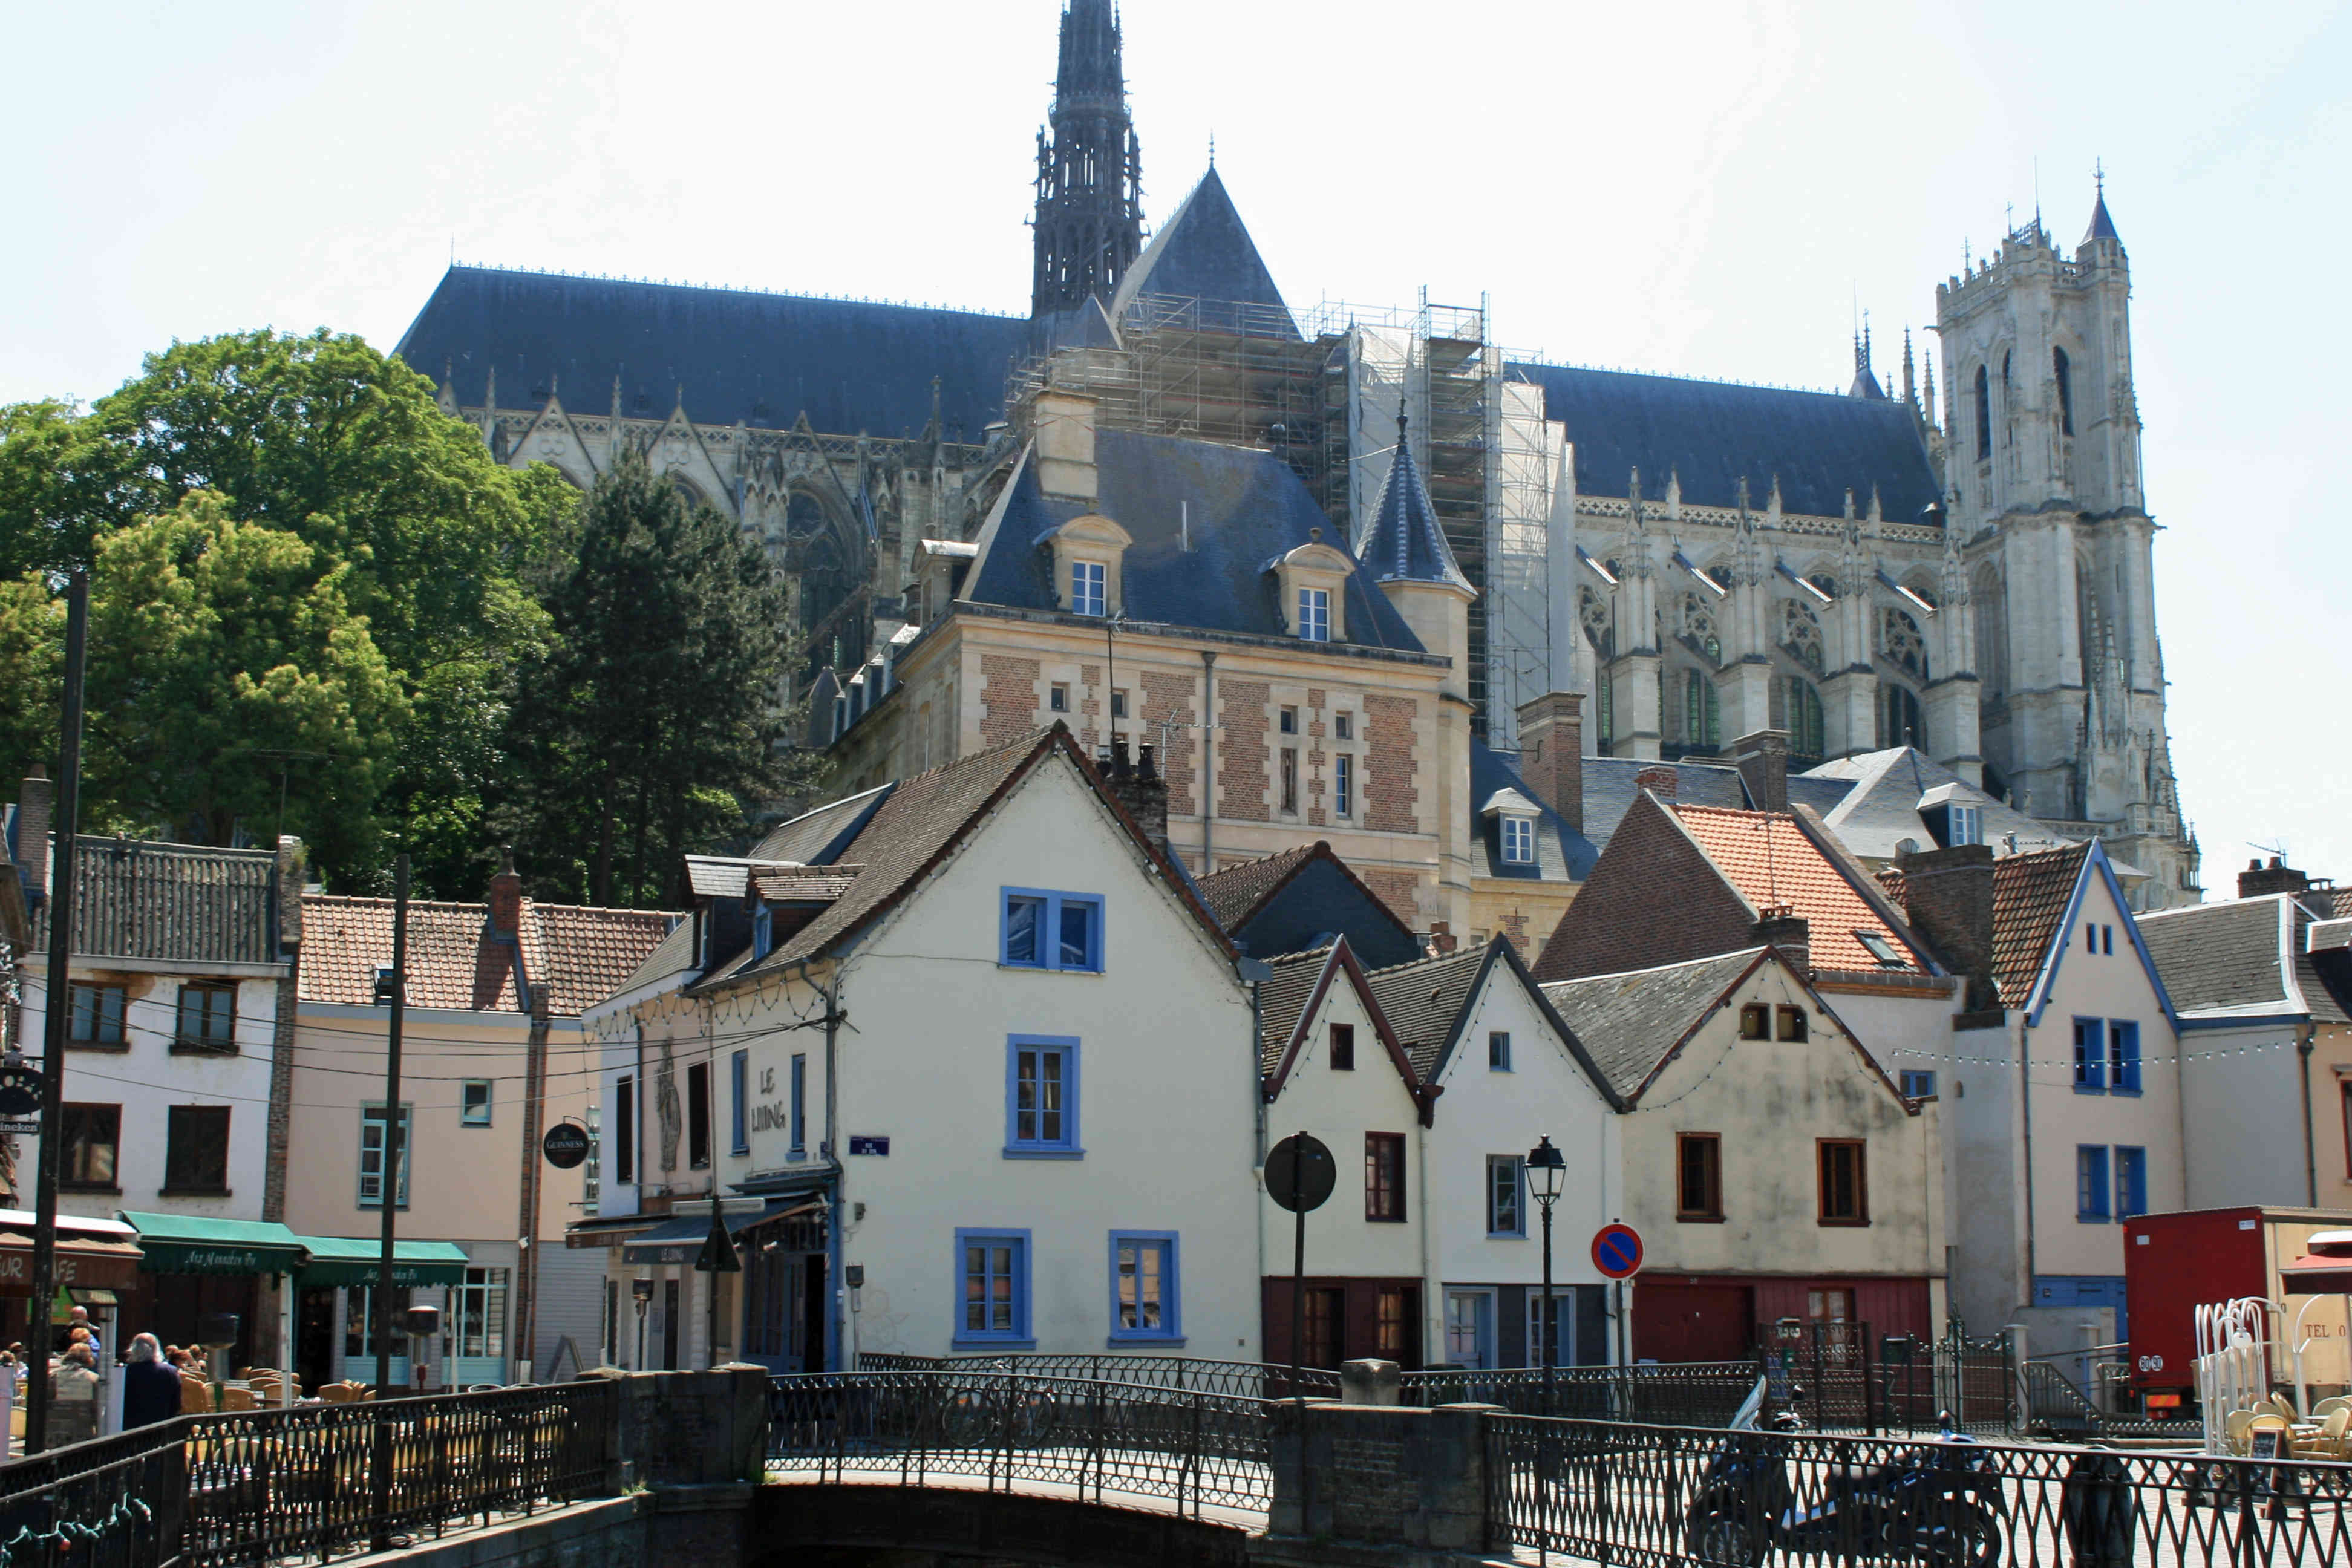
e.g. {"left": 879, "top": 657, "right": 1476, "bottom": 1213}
{"left": 2123, "top": 1206, "right": 2352, "bottom": 1412}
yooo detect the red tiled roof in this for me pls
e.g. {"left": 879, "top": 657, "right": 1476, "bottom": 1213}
{"left": 1989, "top": 843, "right": 2089, "bottom": 1007}
{"left": 300, "top": 895, "right": 675, "bottom": 1017}
{"left": 1669, "top": 803, "right": 1924, "bottom": 975}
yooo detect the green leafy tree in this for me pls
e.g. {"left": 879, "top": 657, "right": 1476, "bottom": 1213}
{"left": 509, "top": 452, "right": 799, "bottom": 907}
{"left": 0, "top": 573, "right": 62, "bottom": 786}
{"left": 81, "top": 494, "right": 407, "bottom": 872}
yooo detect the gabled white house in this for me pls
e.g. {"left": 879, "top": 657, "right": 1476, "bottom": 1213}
{"left": 1364, "top": 938, "right": 1623, "bottom": 1370}
{"left": 576, "top": 727, "right": 1261, "bottom": 1370}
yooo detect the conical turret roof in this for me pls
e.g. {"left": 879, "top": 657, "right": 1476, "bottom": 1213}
{"left": 1362, "top": 414, "right": 1474, "bottom": 594}
{"left": 2085, "top": 189, "right": 2121, "bottom": 244}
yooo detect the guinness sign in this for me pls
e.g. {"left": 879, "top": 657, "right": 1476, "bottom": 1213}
{"left": 541, "top": 1123, "right": 591, "bottom": 1169}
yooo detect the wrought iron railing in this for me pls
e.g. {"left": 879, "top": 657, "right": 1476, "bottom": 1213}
{"left": 855, "top": 1351, "right": 1339, "bottom": 1402}
{"left": 771, "top": 1370, "right": 1273, "bottom": 1518}
{"left": 1399, "top": 1361, "right": 1768, "bottom": 1425}
{"left": 1488, "top": 1412, "right": 2352, "bottom": 1568}
{"left": 0, "top": 1380, "right": 616, "bottom": 1567}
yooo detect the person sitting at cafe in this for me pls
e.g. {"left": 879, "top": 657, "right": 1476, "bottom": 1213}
{"left": 122, "top": 1334, "right": 180, "bottom": 1428}
{"left": 50, "top": 1345, "right": 100, "bottom": 1445}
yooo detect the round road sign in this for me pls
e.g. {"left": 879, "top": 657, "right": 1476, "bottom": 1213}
{"left": 1592, "top": 1222, "right": 1644, "bottom": 1279}
{"left": 1266, "top": 1133, "right": 1336, "bottom": 1214}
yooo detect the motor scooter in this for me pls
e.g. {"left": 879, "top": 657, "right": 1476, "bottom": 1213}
{"left": 1682, "top": 1377, "right": 2005, "bottom": 1567}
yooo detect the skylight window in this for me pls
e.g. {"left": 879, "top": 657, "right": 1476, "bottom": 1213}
{"left": 1855, "top": 930, "right": 1906, "bottom": 969}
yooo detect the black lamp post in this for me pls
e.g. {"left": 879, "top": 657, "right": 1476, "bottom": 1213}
{"left": 1527, "top": 1135, "right": 1566, "bottom": 1414}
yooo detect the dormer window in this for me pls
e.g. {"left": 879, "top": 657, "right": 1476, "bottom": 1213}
{"left": 1045, "top": 514, "right": 1132, "bottom": 619}
{"left": 1950, "top": 805, "right": 1981, "bottom": 846}
{"left": 1072, "top": 561, "right": 1106, "bottom": 618}
{"left": 1501, "top": 817, "right": 1535, "bottom": 864}
{"left": 1298, "top": 587, "right": 1331, "bottom": 642}
{"left": 752, "top": 901, "right": 774, "bottom": 960}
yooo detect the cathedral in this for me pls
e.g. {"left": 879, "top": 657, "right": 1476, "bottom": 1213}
{"left": 395, "top": 0, "right": 2199, "bottom": 911}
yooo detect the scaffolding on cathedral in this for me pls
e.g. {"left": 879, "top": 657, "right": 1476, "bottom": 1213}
{"left": 1002, "top": 290, "right": 1564, "bottom": 741}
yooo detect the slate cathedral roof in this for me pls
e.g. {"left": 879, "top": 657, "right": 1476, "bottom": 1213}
{"left": 1508, "top": 363, "right": 1945, "bottom": 524}
{"left": 1110, "top": 168, "right": 1297, "bottom": 335}
{"left": 395, "top": 266, "right": 1030, "bottom": 442}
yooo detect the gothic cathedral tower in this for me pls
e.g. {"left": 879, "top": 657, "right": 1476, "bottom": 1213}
{"left": 1030, "top": 0, "right": 1143, "bottom": 321}
{"left": 1935, "top": 186, "right": 2197, "bottom": 906}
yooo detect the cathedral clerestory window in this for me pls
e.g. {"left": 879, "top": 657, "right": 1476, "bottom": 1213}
{"left": 1880, "top": 607, "right": 1928, "bottom": 681}
{"left": 1974, "top": 365, "right": 1992, "bottom": 460}
{"left": 2054, "top": 347, "right": 2074, "bottom": 437}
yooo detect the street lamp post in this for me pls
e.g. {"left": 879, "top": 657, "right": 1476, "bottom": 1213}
{"left": 1527, "top": 1135, "right": 1566, "bottom": 1415}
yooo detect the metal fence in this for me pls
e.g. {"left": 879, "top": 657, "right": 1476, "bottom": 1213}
{"left": 1488, "top": 1412, "right": 2352, "bottom": 1568}
{"left": 1399, "top": 1362, "right": 1767, "bottom": 1425}
{"left": 773, "top": 1370, "right": 1272, "bottom": 1518}
{"left": 0, "top": 1380, "right": 616, "bottom": 1567}
{"left": 856, "top": 1352, "right": 1339, "bottom": 1401}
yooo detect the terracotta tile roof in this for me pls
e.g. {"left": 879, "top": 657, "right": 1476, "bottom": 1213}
{"left": 1668, "top": 804, "right": 1926, "bottom": 975}
{"left": 1988, "top": 842, "right": 2089, "bottom": 1007}
{"left": 299, "top": 895, "right": 676, "bottom": 1017}
{"left": 1364, "top": 946, "right": 1489, "bottom": 1078}
{"left": 1196, "top": 844, "right": 1319, "bottom": 932}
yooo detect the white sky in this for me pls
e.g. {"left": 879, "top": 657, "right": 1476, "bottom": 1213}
{"left": 8, "top": 1, "right": 2347, "bottom": 892}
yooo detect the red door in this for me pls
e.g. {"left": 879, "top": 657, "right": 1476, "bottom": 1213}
{"left": 1635, "top": 1283, "right": 1753, "bottom": 1362}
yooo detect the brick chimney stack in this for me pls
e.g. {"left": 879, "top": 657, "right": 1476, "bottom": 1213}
{"left": 489, "top": 844, "right": 523, "bottom": 938}
{"left": 1102, "top": 742, "right": 1168, "bottom": 850}
{"left": 1635, "top": 765, "right": 1679, "bottom": 799}
{"left": 1895, "top": 843, "right": 1997, "bottom": 1013}
{"left": 15, "top": 771, "right": 50, "bottom": 906}
{"left": 1753, "top": 906, "right": 1810, "bottom": 974}
{"left": 1726, "top": 730, "right": 1789, "bottom": 814}
{"left": 2239, "top": 856, "right": 2310, "bottom": 900}
{"left": 1513, "top": 691, "right": 1584, "bottom": 834}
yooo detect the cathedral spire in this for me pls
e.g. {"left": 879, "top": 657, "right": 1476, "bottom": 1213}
{"left": 1848, "top": 315, "right": 1885, "bottom": 399}
{"left": 1031, "top": 0, "right": 1144, "bottom": 321}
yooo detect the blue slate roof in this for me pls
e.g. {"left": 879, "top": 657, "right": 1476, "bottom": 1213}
{"left": 394, "top": 266, "right": 1028, "bottom": 442}
{"left": 1472, "top": 740, "right": 1595, "bottom": 882}
{"left": 1579, "top": 756, "right": 1749, "bottom": 850}
{"left": 1363, "top": 418, "right": 1475, "bottom": 592}
{"left": 1110, "top": 169, "right": 1296, "bottom": 334}
{"left": 2085, "top": 192, "right": 2121, "bottom": 244}
{"left": 963, "top": 430, "right": 1425, "bottom": 650}
{"left": 1508, "top": 363, "right": 1945, "bottom": 524}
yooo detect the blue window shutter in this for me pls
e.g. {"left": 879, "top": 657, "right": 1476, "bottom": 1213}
{"left": 2073, "top": 1019, "right": 2105, "bottom": 1091}
{"left": 730, "top": 1050, "right": 748, "bottom": 1154}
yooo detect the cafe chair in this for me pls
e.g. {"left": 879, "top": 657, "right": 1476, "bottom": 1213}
{"left": 179, "top": 1376, "right": 215, "bottom": 1415}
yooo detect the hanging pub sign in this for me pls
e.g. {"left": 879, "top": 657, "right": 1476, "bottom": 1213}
{"left": 542, "top": 1122, "right": 591, "bottom": 1169}
{"left": 0, "top": 1064, "right": 44, "bottom": 1119}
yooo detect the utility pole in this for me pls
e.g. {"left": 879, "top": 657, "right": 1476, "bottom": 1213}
{"left": 370, "top": 853, "right": 409, "bottom": 1547}
{"left": 25, "top": 571, "right": 88, "bottom": 1455}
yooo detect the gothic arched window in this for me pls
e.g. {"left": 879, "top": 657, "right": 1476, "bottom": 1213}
{"left": 1774, "top": 675, "right": 1826, "bottom": 762}
{"left": 1881, "top": 685, "right": 1926, "bottom": 751}
{"left": 1975, "top": 365, "right": 1991, "bottom": 459}
{"left": 1579, "top": 586, "right": 1613, "bottom": 661}
{"left": 1780, "top": 599, "right": 1824, "bottom": 672}
{"left": 1682, "top": 669, "right": 1720, "bottom": 752}
{"left": 2053, "top": 347, "right": 2074, "bottom": 436}
{"left": 1596, "top": 677, "right": 1615, "bottom": 756}
{"left": 1880, "top": 607, "right": 1929, "bottom": 681}
{"left": 786, "top": 491, "right": 866, "bottom": 678}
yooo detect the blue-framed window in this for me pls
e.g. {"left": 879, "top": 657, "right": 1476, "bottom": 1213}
{"left": 1486, "top": 1155, "right": 1524, "bottom": 1236}
{"left": 1501, "top": 817, "right": 1534, "bottom": 864}
{"left": 1900, "top": 1069, "right": 1938, "bottom": 1099}
{"left": 1005, "top": 1036, "right": 1082, "bottom": 1157}
{"left": 2114, "top": 1145, "right": 2148, "bottom": 1218}
{"left": 1072, "top": 561, "right": 1106, "bottom": 618}
{"left": 2108, "top": 1021, "right": 2141, "bottom": 1094}
{"left": 1109, "top": 1232, "right": 1182, "bottom": 1342}
{"left": 1298, "top": 587, "right": 1331, "bottom": 642}
{"left": 751, "top": 902, "right": 774, "bottom": 960}
{"left": 2077, "top": 1145, "right": 2111, "bottom": 1222}
{"left": 2073, "top": 1019, "right": 2106, "bottom": 1092}
{"left": 1001, "top": 887, "right": 1105, "bottom": 972}
{"left": 730, "top": 1050, "right": 749, "bottom": 1155}
{"left": 1488, "top": 1031, "right": 1512, "bottom": 1071}
{"left": 2103, "top": 925, "right": 2115, "bottom": 955}
{"left": 789, "top": 1053, "right": 808, "bottom": 1157}
{"left": 1334, "top": 754, "right": 1354, "bottom": 817}
{"left": 954, "top": 1229, "right": 1033, "bottom": 1348}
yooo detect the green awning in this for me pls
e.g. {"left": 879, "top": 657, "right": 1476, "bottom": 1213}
{"left": 116, "top": 1212, "right": 307, "bottom": 1276}
{"left": 292, "top": 1235, "right": 471, "bottom": 1289}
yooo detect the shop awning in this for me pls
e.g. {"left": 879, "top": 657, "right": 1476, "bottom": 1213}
{"left": 292, "top": 1236, "right": 471, "bottom": 1289}
{"left": 622, "top": 1200, "right": 800, "bottom": 1265}
{"left": 565, "top": 1214, "right": 659, "bottom": 1252}
{"left": 0, "top": 1229, "right": 144, "bottom": 1295}
{"left": 116, "top": 1212, "right": 307, "bottom": 1276}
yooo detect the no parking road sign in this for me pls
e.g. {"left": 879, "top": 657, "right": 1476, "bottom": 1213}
{"left": 1591, "top": 1223, "right": 1644, "bottom": 1279}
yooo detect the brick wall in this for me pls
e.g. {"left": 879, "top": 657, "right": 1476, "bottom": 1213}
{"left": 1529, "top": 793, "right": 1753, "bottom": 981}
{"left": 1140, "top": 668, "right": 1198, "bottom": 817}
{"left": 979, "top": 654, "right": 1041, "bottom": 748}
{"left": 1362, "top": 694, "right": 1419, "bottom": 834}
{"left": 1359, "top": 867, "right": 1423, "bottom": 928}
{"left": 1497, "top": 909, "right": 1529, "bottom": 954}
{"left": 1218, "top": 679, "right": 1270, "bottom": 823}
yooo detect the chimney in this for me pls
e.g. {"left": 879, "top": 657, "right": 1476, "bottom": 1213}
{"left": 1726, "top": 729, "right": 1789, "bottom": 814}
{"left": 275, "top": 836, "right": 307, "bottom": 955}
{"left": 1103, "top": 742, "right": 1168, "bottom": 850}
{"left": 1033, "top": 390, "right": 1099, "bottom": 501}
{"left": 1895, "top": 843, "right": 1997, "bottom": 1011}
{"left": 1424, "top": 921, "right": 1458, "bottom": 957}
{"left": 15, "top": 771, "right": 50, "bottom": 907}
{"left": 1634, "top": 765, "right": 1679, "bottom": 799}
{"left": 1752, "top": 906, "right": 1810, "bottom": 975}
{"left": 2239, "top": 855, "right": 2310, "bottom": 900}
{"left": 488, "top": 844, "right": 523, "bottom": 939}
{"left": 1514, "top": 691, "right": 1584, "bottom": 833}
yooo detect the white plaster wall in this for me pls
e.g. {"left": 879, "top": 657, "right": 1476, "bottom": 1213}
{"left": 1621, "top": 961, "right": 1944, "bottom": 1282}
{"left": 1262, "top": 967, "right": 1428, "bottom": 1286}
{"left": 1821, "top": 987, "right": 1958, "bottom": 1080}
{"left": 1936, "top": 1019, "right": 2029, "bottom": 1331}
{"left": 791, "top": 759, "right": 1261, "bottom": 1359}
{"left": 2178, "top": 1022, "right": 2308, "bottom": 1209}
{"left": 22, "top": 967, "right": 279, "bottom": 1224}
{"left": 2022, "top": 871, "right": 2182, "bottom": 1280}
